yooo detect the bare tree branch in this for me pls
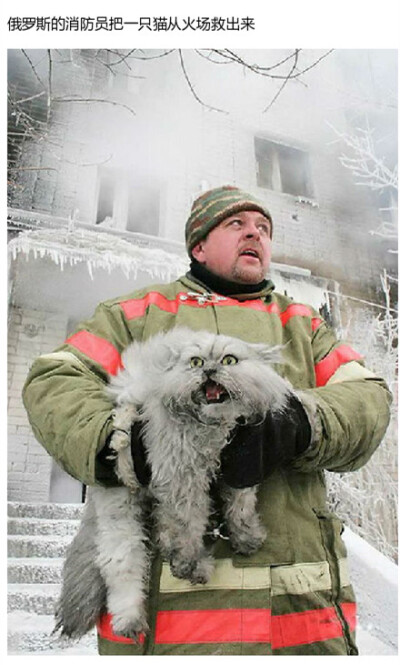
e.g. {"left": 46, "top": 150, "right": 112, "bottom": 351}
{"left": 177, "top": 50, "right": 227, "bottom": 114}
{"left": 195, "top": 49, "right": 236, "bottom": 66}
{"left": 21, "top": 49, "right": 46, "bottom": 89}
{"left": 293, "top": 49, "right": 334, "bottom": 78}
{"left": 8, "top": 48, "right": 338, "bottom": 201}
{"left": 47, "top": 49, "right": 52, "bottom": 122}
{"left": 212, "top": 49, "right": 333, "bottom": 81}
{"left": 12, "top": 90, "right": 47, "bottom": 105}
{"left": 105, "top": 49, "right": 137, "bottom": 69}
{"left": 8, "top": 91, "right": 48, "bottom": 128}
{"left": 263, "top": 49, "right": 300, "bottom": 113}
{"left": 8, "top": 166, "right": 58, "bottom": 172}
{"left": 127, "top": 49, "right": 175, "bottom": 61}
{"left": 52, "top": 96, "right": 136, "bottom": 117}
{"left": 213, "top": 49, "right": 301, "bottom": 77}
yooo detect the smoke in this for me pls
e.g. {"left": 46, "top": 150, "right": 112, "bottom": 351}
{"left": 8, "top": 49, "right": 398, "bottom": 283}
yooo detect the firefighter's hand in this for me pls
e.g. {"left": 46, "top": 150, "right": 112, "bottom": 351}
{"left": 220, "top": 394, "right": 312, "bottom": 488}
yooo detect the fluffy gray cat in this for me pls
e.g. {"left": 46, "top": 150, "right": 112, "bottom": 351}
{"left": 55, "top": 327, "right": 295, "bottom": 640}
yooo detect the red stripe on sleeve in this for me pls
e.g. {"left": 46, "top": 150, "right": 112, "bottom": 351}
{"left": 311, "top": 317, "right": 323, "bottom": 331}
{"left": 314, "top": 345, "right": 363, "bottom": 387}
{"left": 155, "top": 608, "right": 271, "bottom": 644}
{"left": 65, "top": 330, "right": 122, "bottom": 376}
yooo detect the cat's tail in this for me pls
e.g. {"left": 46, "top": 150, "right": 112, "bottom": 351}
{"left": 53, "top": 498, "right": 106, "bottom": 639}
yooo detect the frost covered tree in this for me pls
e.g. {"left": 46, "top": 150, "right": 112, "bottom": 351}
{"left": 326, "top": 276, "right": 398, "bottom": 561}
{"left": 327, "top": 109, "right": 398, "bottom": 561}
{"left": 330, "top": 122, "right": 398, "bottom": 252}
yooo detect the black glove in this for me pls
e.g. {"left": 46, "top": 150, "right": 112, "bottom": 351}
{"left": 130, "top": 421, "right": 151, "bottom": 486}
{"left": 96, "top": 421, "right": 151, "bottom": 487}
{"left": 220, "top": 394, "right": 312, "bottom": 489}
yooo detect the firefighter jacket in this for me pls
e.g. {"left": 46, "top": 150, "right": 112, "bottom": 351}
{"left": 22, "top": 275, "right": 391, "bottom": 656}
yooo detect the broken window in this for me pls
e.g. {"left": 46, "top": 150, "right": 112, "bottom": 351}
{"left": 255, "top": 137, "right": 313, "bottom": 198}
{"left": 96, "top": 170, "right": 115, "bottom": 223}
{"left": 95, "top": 167, "right": 160, "bottom": 236}
{"left": 126, "top": 185, "right": 160, "bottom": 235}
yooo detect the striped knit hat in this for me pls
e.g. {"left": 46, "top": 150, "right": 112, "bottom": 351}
{"left": 185, "top": 185, "right": 273, "bottom": 254}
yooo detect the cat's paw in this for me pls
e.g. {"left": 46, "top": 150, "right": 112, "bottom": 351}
{"left": 169, "top": 556, "right": 195, "bottom": 580}
{"left": 189, "top": 556, "right": 214, "bottom": 585}
{"left": 170, "top": 553, "right": 214, "bottom": 585}
{"left": 112, "top": 614, "right": 149, "bottom": 641}
{"left": 229, "top": 526, "right": 267, "bottom": 555}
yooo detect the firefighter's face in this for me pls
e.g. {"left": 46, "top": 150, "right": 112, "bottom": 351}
{"left": 192, "top": 210, "right": 272, "bottom": 284}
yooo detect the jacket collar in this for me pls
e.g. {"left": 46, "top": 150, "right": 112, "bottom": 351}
{"left": 179, "top": 265, "right": 275, "bottom": 302}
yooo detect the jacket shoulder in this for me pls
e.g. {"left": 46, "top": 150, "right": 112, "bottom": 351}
{"left": 272, "top": 291, "right": 321, "bottom": 319}
{"left": 98, "top": 279, "right": 185, "bottom": 310}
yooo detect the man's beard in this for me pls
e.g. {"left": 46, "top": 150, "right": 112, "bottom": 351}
{"left": 231, "top": 260, "right": 266, "bottom": 284}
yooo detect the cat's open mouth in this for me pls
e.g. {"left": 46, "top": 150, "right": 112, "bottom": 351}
{"left": 203, "top": 380, "right": 229, "bottom": 404}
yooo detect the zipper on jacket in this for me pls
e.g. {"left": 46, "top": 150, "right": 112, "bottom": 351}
{"left": 313, "top": 509, "right": 358, "bottom": 655}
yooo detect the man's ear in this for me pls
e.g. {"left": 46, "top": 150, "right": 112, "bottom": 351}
{"left": 191, "top": 241, "right": 206, "bottom": 263}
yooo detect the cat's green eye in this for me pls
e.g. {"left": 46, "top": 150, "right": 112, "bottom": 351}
{"left": 221, "top": 354, "right": 238, "bottom": 366}
{"left": 190, "top": 356, "right": 204, "bottom": 368}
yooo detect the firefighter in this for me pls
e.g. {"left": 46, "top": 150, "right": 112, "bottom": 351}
{"left": 23, "top": 186, "right": 391, "bottom": 655}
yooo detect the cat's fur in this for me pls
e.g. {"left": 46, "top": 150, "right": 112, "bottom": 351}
{"left": 55, "top": 327, "right": 295, "bottom": 640}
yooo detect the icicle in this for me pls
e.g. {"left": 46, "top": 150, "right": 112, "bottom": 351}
{"left": 8, "top": 227, "right": 189, "bottom": 282}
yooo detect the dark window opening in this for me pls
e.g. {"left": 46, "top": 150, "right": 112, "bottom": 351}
{"left": 95, "top": 167, "right": 161, "bottom": 235}
{"left": 255, "top": 137, "right": 313, "bottom": 198}
{"left": 126, "top": 186, "right": 160, "bottom": 236}
{"left": 96, "top": 172, "right": 115, "bottom": 224}
{"left": 255, "top": 139, "right": 274, "bottom": 190}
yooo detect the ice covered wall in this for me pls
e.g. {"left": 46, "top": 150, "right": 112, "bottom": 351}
{"left": 8, "top": 227, "right": 189, "bottom": 282}
{"left": 8, "top": 307, "right": 69, "bottom": 502}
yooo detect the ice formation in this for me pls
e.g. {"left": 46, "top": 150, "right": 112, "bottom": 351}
{"left": 8, "top": 228, "right": 190, "bottom": 281}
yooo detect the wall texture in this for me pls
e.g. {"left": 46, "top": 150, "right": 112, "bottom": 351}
{"left": 8, "top": 306, "right": 69, "bottom": 502}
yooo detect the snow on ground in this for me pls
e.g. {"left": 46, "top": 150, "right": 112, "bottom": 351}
{"left": 343, "top": 527, "right": 398, "bottom": 654}
{"left": 357, "top": 626, "right": 397, "bottom": 655}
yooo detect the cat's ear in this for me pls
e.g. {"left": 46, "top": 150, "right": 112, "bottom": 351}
{"left": 251, "top": 343, "right": 284, "bottom": 365}
{"left": 152, "top": 341, "right": 181, "bottom": 371}
{"left": 154, "top": 328, "right": 192, "bottom": 370}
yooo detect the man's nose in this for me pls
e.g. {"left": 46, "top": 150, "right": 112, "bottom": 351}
{"left": 244, "top": 223, "right": 260, "bottom": 239}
